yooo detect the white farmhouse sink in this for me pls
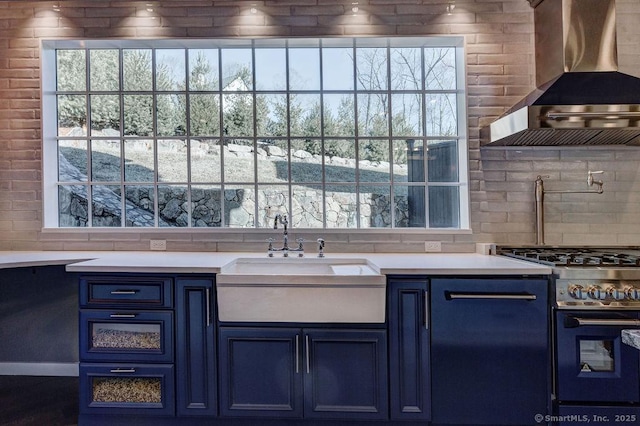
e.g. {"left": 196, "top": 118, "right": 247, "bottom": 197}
{"left": 216, "top": 257, "right": 386, "bottom": 323}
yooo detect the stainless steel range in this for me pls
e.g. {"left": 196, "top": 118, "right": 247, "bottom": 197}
{"left": 496, "top": 246, "right": 640, "bottom": 309}
{"left": 496, "top": 246, "right": 640, "bottom": 423}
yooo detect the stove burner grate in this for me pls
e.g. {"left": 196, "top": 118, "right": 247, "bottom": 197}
{"left": 498, "top": 247, "right": 640, "bottom": 267}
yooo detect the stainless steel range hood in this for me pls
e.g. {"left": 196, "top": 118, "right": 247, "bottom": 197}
{"left": 482, "top": 0, "right": 640, "bottom": 147}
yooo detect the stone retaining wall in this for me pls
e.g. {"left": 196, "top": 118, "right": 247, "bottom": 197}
{"left": 58, "top": 148, "right": 409, "bottom": 228}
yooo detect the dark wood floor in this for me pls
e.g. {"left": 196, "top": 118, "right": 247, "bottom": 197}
{"left": 0, "top": 376, "right": 78, "bottom": 426}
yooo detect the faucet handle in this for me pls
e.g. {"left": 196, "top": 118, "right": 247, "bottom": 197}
{"left": 266, "top": 238, "right": 274, "bottom": 257}
{"left": 295, "top": 238, "right": 305, "bottom": 257}
{"left": 587, "top": 170, "right": 604, "bottom": 191}
{"left": 317, "top": 238, "right": 325, "bottom": 258}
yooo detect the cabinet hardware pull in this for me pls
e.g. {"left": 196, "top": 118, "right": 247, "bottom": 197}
{"left": 445, "top": 292, "right": 537, "bottom": 301}
{"left": 424, "top": 290, "right": 429, "bottom": 330}
{"left": 110, "top": 290, "right": 138, "bottom": 295}
{"left": 295, "top": 335, "right": 300, "bottom": 374}
{"left": 565, "top": 317, "right": 640, "bottom": 328}
{"left": 206, "top": 287, "right": 211, "bottom": 327}
{"left": 109, "top": 314, "right": 137, "bottom": 318}
{"left": 110, "top": 369, "right": 136, "bottom": 373}
{"left": 305, "top": 335, "right": 310, "bottom": 374}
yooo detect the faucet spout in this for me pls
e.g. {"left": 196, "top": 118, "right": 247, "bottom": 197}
{"left": 534, "top": 171, "right": 605, "bottom": 246}
{"left": 271, "top": 214, "right": 292, "bottom": 256}
{"left": 274, "top": 213, "right": 288, "bottom": 234}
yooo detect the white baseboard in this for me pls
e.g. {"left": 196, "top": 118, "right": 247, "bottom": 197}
{"left": 0, "top": 362, "right": 79, "bottom": 376}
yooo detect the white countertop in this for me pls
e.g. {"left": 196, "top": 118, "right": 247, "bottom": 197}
{"left": 0, "top": 251, "right": 552, "bottom": 276}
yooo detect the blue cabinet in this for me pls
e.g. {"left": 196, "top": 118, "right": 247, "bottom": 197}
{"left": 219, "top": 327, "right": 387, "bottom": 420}
{"left": 388, "top": 278, "right": 430, "bottom": 421}
{"left": 430, "top": 277, "right": 550, "bottom": 425}
{"left": 79, "top": 274, "right": 176, "bottom": 418}
{"left": 176, "top": 277, "right": 217, "bottom": 416}
{"left": 75, "top": 271, "right": 551, "bottom": 425}
{"left": 219, "top": 327, "right": 303, "bottom": 418}
{"left": 304, "top": 329, "right": 388, "bottom": 420}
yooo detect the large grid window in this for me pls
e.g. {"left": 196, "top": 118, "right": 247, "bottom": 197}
{"left": 42, "top": 38, "right": 468, "bottom": 230}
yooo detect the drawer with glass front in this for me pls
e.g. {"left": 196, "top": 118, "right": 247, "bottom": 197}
{"left": 79, "top": 363, "right": 175, "bottom": 416}
{"left": 80, "top": 310, "right": 173, "bottom": 363}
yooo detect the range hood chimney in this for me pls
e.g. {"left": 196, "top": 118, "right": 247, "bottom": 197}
{"left": 482, "top": 0, "right": 640, "bottom": 147}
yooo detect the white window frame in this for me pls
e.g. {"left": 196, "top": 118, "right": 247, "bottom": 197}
{"left": 41, "top": 37, "right": 469, "bottom": 231}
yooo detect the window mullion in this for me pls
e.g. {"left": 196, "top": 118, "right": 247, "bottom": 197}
{"left": 251, "top": 41, "right": 258, "bottom": 229}
{"left": 319, "top": 39, "right": 327, "bottom": 230}
{"left": 386, "top": 41, "right": 395, "bottom": 229}
{"left": 218, "top": 48, "right": 226, "bottom": 228}
{"left": 421, "top": 46, "right": 430, "bottom": 229}
{"left": 119, "top": 49, "right": 126, "bottom": 227}
{"left": 185, "top": 48, "right": 193, "bottom": 227}
{"left": 285, "top": 40, "right": 294, "bottom": 229}
{"left": 151, "top": 48, "right": 160, "bottom": 228}
{"left": 352, "top": 39, "right": 360, "bottom": 229}
{"left": 85, "top": 47, "right": 93, "bottom": 228}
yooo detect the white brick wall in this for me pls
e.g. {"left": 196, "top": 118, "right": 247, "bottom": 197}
{"left": 1, "top": 0, "right": 640, "bottom": 252}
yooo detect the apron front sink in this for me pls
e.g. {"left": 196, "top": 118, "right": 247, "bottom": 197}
{"left": 216, "top": 257, "right": 386, "bottom": 323}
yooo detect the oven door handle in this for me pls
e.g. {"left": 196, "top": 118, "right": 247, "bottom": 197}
{"left": 564, "top": 317, "right": 640, "bottom": 328}
{"left": 445, "top": 291, "right": 537, "bottom": 301}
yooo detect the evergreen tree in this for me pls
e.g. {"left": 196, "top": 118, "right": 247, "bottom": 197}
{"left": 189, "top": 51, "right": 220, "bottom": 136}
{"left": 56, "top": 50, "right": 87, "bottom": 130}
{"left": 122, "top": 50, "right": 153, "bottom": 136}
{"left": 263, "top": 95, "right": 287, "bottom": 138}
{"left": 222, "top": 66, "right": 255, "bottom": 142}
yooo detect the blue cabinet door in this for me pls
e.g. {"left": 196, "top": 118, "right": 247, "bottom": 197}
{"left": 218, "top": 327, "right": 303, "bottom": 418}
{"left": 304, "top": 329, "right": 388, "bottom": 420}
{"left": 388, "top": 278, "right": 430, "bottom": 421}
{"left": 431, "top": 278, "right": 550, "bottom": 425}
{"left": 176, "top": 278, "right": 217, "bottom": 416}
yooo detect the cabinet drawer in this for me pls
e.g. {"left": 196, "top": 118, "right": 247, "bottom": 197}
{"left": 80, "top": 310, "right": 174, "bottom": 363}
{"left": 79, "top": 363, "right": 175, "bottom": 416}
{"left": 80, "top": 276, "right": 173, "bottom": 309}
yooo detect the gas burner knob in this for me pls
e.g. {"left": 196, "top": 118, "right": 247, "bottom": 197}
{"left": 606, "top": 286, "right": 626, "bottom": 300}
{"left": 568, "top": 285, "right": 586, "bottom": 300}
{"left": 625, "top": 287, "right": 640, "bottom": 300}
{"left": 587, "top": 285, "right": 606, "bottom": 300}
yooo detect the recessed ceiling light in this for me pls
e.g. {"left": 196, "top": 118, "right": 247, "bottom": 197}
{"left": 446, "top": 2, "right": 456, "bottom": 15}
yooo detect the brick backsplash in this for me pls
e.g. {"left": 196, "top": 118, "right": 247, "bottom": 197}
{"left": 1, "top": 0, "right": 640, "bottom": 252}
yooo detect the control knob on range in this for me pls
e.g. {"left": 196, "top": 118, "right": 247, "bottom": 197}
{"left": 587, "top": 285, "right": 607, "bottom": 300}
{"left": 606, "top": 286, "right": 626, "bottom": 301}
{"left": 568, "top": 284, "right": 586, "bottom": 300}
{"left": 625, "top": 287, "right": 640, "bottom": 300}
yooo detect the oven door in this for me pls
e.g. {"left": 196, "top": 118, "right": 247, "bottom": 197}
{"left": 556, "top": 311, "right": 640, "bottom": 403}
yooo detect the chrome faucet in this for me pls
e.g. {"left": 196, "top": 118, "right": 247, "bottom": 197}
{"left": 269, "top": 214, "right": 304, "bottom": 257}
{"left": 534, "top": 170, "right": 604, "bottom": 245}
